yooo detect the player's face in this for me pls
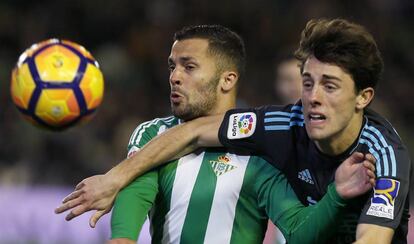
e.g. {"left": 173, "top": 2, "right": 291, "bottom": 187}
{"left": 168, "top": 38, "right": 220, "bottom": 121}
{"left": 301, "top": 56, "right": 362, "bottom": 153}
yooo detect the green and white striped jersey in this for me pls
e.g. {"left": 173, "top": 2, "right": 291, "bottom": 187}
{"left": 111, "top": 116, "right": 348, "bottom": 244}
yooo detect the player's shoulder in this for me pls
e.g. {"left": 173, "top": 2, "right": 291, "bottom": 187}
{"left": 135, "top": 116, "right": 179, "bottom": 132}
{"left": 363, "top": 109, "right": 404, "bottom": 146}
{"left": 361, "top": 109, "right": 410, "bottom": 177}
{"left": 128, "top": 116, "right": 180, "bottom": 146}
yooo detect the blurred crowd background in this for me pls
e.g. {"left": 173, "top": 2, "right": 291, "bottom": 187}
{"left": 0, "top": 0, "right": 413, "bottom": 243}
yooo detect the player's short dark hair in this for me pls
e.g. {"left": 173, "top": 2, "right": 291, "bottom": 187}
{"left": 294, "top": 18, "right": 384, "bottom": 92}
{"left": 174, "top": 24, "right": 246, "bottom": 77}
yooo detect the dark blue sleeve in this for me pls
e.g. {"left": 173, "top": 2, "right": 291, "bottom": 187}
{"left": 218, "top": 104, "right": 301, "bottom": 170}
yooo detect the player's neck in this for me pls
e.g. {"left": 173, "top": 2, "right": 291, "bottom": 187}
{"left": 315, "top": 114, "right": 364, "bottom": 156}
{"left": 209, "top": 97, "right": 236, "bottom": 115}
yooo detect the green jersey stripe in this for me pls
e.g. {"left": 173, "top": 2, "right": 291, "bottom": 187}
{"left": 180, "top": 152, "right": 219, "bottom": 243}
{"left": 149, "top": 161, "right": 179, "bottom": 244}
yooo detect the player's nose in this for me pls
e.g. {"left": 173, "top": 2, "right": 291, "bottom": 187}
{"left": 169, "top": 68, "right": 182, "bottom": 86}
{"left": 308, "top": 85, "right": 323, "bottom": 106}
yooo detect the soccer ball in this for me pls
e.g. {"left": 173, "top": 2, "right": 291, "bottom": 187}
{"left": 10, "top": 39, "right": 104, "bottom": 130}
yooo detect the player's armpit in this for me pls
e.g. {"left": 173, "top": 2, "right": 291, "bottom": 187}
{"left": 354, "top": 223, "right": 394, "bottom": 244}
{"left": 107, "top": 238, "right": 136, "bottom": 244}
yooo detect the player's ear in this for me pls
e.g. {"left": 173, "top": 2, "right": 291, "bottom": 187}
{"left": 220, "top": 71, "right": 238, "bottom": 92}
{"left": 356, "top": 87, "right": 374, "bottom": 110}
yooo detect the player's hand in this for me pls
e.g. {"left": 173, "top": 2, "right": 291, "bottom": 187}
{"left": 335, "top": 152, "right": 376, "bottom": 200}
{"left": 54, "top": 174, "right": 121, "bottom": 228}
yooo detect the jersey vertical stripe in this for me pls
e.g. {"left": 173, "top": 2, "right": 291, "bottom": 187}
{"left": 162, "top": 152, "right": 205, "bottom": 243}
{"left": 180, "top": 154, "right": 218, "bottom": 243}
{"left": 203, "top": 154, "right": 249, "bottom": 244}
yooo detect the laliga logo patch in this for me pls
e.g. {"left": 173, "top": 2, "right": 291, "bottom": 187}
{"left": 227, "top": 112, "right": 256, "bottom": 139}
{"left": 366, "top": 178, "right": 400, "bottom": 220}
{"left": 127, "top": 146, "right": 140, "bottom": 158}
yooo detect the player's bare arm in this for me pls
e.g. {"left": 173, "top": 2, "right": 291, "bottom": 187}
{"left": 55, "top": 114, "right": 223, "bottom": 226}
{"left": 354, "top": 223, "right": 394, "bottom": 243}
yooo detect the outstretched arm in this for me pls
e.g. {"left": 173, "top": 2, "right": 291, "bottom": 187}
{"left": 108, "top": 114, "right": 223, "bottom": 189}
{"left": 271, "top": 152, "right": 376, "bottom": 243}
{"left": 55, "top": 114, "right": 223, "bottom": 226}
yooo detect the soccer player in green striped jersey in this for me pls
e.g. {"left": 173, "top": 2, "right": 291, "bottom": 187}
{"left": 56, "top": 25, "right": 376, "bottom": 244}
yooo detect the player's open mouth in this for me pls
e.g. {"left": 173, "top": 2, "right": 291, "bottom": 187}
{"left": 170, "top": 92, "right": 182, "bottom": 103}
{"left": 309, "top": 113, "right": 326, "bottom": 121}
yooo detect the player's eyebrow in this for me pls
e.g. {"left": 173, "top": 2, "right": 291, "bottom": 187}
{"left": 168, "top": 56, "right": 197, "bottom": 65}
{"left": 302, "top": 72, "right": 342, "bottom": 82}
{"left": 179, "top": 56, "right": 197, "bottom": 63}
{"left": 321, "top": 74, "right": 342, "bottom": 81}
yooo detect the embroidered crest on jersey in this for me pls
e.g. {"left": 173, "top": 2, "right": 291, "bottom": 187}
{"left": 227, "top": 112, "right": 256, "bottom": 139}
{"left": 209, "top": 155, "right": 237, "bottom": 176}
{"left": 366, "top": 178, "right": 400, "bottom": 220}
{"left": 127, "top": 146, "right": 140, "bottom": 158}
{"left": 298, "top": 169, "right": 314, "bottom": 184}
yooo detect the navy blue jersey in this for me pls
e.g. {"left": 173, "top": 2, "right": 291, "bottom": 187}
{"left": 218, "top": 101, "right": 411, "bottom": 243}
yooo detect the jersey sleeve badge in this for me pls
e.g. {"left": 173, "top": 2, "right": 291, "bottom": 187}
{"left": 227, "top": 112, "right": 256, "bottom": 139}
{"left": 366, "top": 178, "right": 400, "bottom": 220}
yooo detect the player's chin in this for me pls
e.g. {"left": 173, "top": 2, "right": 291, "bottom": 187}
{"left": 305, "top": 127, "right": 324, "bottom": 140}
{"left": 172, "top": 107, "right": 191, "bottom": 120}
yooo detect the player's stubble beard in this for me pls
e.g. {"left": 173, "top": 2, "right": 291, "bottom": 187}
{"left": 171, "top": 72, "right": 220, "bottom": 121}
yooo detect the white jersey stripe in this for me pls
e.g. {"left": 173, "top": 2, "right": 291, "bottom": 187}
{"left": 203, "top": 153, "right": 249, "bottom": 244}
{"left": 163, "top": 152, "right": 205, "bottom": 244}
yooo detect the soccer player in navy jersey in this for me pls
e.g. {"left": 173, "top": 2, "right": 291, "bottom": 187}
{"left": 55, "top": 19, "right": 410, "bottom": 243}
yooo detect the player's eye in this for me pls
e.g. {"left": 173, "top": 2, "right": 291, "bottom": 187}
{"left": 324, "top": 83, "right": 338, "bottom": 92}
{"left": 168, "top": 65, "right": 175, "bottom": 71}
{"left": 185, "top": 65, "right": 195, "bottom": 71}
{"left": 302, "top": 80, "right": 313, "bottom": 89}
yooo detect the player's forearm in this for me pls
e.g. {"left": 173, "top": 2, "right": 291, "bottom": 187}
{"left": 354, "top": 224, "right": 394, "bottom": 243}
{"left": 283, "top": 183, "right": 348, "bottom": 243}
{"left": 106, "top": 115, "right": 222, "bottom": 190}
